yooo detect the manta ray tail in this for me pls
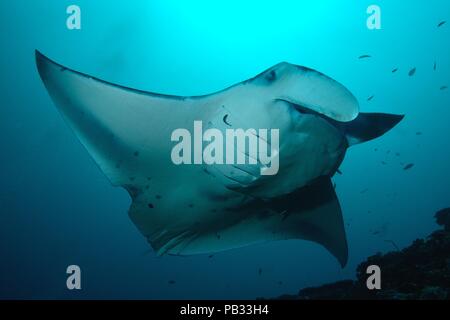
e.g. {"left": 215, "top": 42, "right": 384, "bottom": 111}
{"left": 342, "top": 113, "right": 404, "bottom": 146}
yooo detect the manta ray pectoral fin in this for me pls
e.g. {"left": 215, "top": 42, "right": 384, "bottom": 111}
{"left": 157, "top": 177, "right": 348, "bottom": 268}
{"left": 276, "top": 177, "right": 349, "bottom": 267}
{"left": 35, "top": 50, "right": 193, "bottom": 187}
{"left": 341, "top": 112, "right": 405, "bottom": 146}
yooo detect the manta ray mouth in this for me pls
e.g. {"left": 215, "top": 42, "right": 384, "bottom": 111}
{"left": 277, "top": 98, "right": 405, "bottom": 149}
{"left": 276, "top": 98, "right": 335, "bottom": 122}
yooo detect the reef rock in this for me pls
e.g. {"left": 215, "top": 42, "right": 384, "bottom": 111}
{"left": 272, "top": 212, "right": 450, "bottom": 300}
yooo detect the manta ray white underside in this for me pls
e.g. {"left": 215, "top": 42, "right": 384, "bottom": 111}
{"left": 36, "top": 50, "right": 403, "bottom": 267}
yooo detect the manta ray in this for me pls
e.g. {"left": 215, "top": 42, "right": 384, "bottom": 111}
{"left": 36, "top": 50, "right": 403, "bottom": 267}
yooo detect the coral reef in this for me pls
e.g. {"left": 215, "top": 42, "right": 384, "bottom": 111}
{"left": 274, "top": 208, "right": 450, "bottom": 300}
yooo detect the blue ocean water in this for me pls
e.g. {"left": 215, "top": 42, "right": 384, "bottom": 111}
{"left": 0, "top": 0, "right": 449, "bottom": 299}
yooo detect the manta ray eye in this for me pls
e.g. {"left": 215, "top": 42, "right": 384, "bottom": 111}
{"left": 266, "top": 70, "right": 277, "bottom": 82}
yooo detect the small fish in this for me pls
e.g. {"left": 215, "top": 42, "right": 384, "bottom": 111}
{"left": 392, "top": 68, "right": 398, "bottom": 73}
{"left": 367, "top": 95, "right": 374, "bottom": 101}
{"left": 416, "top": 132, "right": 423, "bottom": 135}
{"left": 168, "top": 280, "right": 176, "bottom": 285}
{"left": 358, "top": 55, "right": 371, "bottom": 59}
{"left": 408, "top": 68, "right": 416, "bottom": 77}
{"left": 258, "top": 268, "right": 263, "bottom": 276}
{"left": 403, "top": 163, "right": 414, "bottom": 171}
{"left": 440, "top": 86, "right": 448, "bottom": 90}
{"left": 360, "top": 188, "right": 369, "bottom": 194}
{"left": 438, "top": 21, "right": 446, "bottom": 28}
{"left": 208, "top": 255, "right": 214, "bottom": 259}
{"left": 381, "top": 161, "right": 387, "bottom": 165}
{"left": 434, "top": 62, "right": 437, "bottom": 71}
